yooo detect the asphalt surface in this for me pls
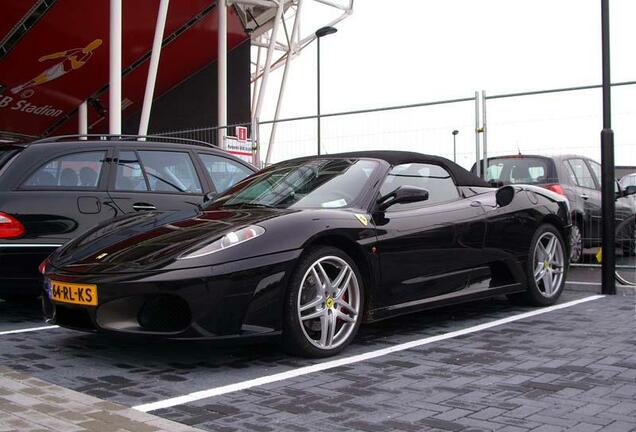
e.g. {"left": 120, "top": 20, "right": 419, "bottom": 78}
{"left": 0, "top": 267, "right": 634, "bottom": 432}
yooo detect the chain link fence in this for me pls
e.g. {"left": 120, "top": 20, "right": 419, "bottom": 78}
{"left": 158, "top": 81, "right": 636, "bottom": 284}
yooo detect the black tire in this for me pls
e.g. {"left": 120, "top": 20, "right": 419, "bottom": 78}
{"left": 282, "top": 246, "right": 365, "bottom": 358}
{"left": 569, "top": 223, "right": 583, "bottom": 263}
{"left": 617, "top": 217, "right": 636, "bottom": 256}
{"left": 508, "top": 224, "right": 567, "bottom": 306}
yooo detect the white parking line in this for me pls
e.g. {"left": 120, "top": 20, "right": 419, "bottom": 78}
{"left": 134, "top": 294, "right": 604, "bottom": 413}
{"left": 0, "top": 325, "right": 59, "bottom": 336}
{"left": 566, "top": 281, "right": 601, "bottom": 286}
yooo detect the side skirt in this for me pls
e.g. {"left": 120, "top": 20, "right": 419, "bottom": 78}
{"left": 366, "top": 283, "right": 524, "bottom": 323}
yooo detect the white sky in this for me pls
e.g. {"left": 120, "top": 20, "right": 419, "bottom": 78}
{"left": 257, "top": 0, "right": 636, "bottom": 169}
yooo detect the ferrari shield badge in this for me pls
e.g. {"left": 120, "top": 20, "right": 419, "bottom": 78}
{"left": 355, "top": 214, "right": 369, "bottom": 226}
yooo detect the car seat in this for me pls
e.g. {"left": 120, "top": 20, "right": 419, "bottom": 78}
{"left": 60, "top": 168, "right": 78, "bottom": 187}
{"left": 79, "top": 167, "right": 98, "bottom": 187}
{"left": 511, "top": 164, "right": 531, "bottom": 183}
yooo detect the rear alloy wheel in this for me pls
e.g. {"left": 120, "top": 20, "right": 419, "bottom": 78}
{"left": 509, "top": 224, "right": 567, "bottom": 306}
{"left": 283, "top": 247, "right": 363, "bottom": 357}
{"left": 569, "top": 225, "right": 583, "bottom": 263}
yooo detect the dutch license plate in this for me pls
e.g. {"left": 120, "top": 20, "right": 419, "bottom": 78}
{"left": 50, "top": 280, "right": 98, "bottom": 306}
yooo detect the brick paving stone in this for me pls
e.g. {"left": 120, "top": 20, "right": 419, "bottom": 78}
{"left": 1, "top": 292, "right": 635, "bottom": 432}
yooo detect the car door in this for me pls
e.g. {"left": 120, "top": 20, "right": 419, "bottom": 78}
{"left": 587, "top": 159, "right": 635, "bottom": 229}
{"left": 196, "top": 152, "right": 254, "bottom": 195}
{"left": 11, "top": 147, "right": 118, "bottom": 241}
{"left": 566, "top": 158, "right": 601, "bottom": 242}
{"left": 108, "top": 148, "right": 205, "bottom": 214}
{"left": 373, "top": 163, "right": 486, "bottom": 309}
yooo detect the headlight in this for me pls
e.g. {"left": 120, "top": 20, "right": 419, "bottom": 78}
{"left": 178, "top": 225, "right": 265, "bottom": 260}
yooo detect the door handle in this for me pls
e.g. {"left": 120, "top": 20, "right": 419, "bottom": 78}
{"left": 580, "top": 193, "right": 589, "bottom": 200}
{"left": 132, "top": 203, "right": 157, "bottom": 211}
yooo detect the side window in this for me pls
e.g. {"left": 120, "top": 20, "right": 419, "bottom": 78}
{"left": 563, "top": 161, "right": 578, "bottom": 185}
{"left": 138, "top": 151, "right": 202, "bottom": 194}
{"left": 567, "top": 159, "right": 596, "bottom": 189}
{"left": 380, "top": 163, "right": 459, "bottom": 211}
{"left": 23, "top": 151, "right": 105, "bottom": 189}
{"left": 587, "top": 161, "right": 601, "bottom": 191}
{"left": 115, "top": 151, "right": 148, "bottom": 191}
{"left": 486, "top": 163, "right": 504, "bottom": 182}
{"left": 198, "top": 154, "right": 253, "bottom": 193}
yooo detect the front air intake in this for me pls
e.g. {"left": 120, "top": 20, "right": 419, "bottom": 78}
{"left": 138, "top": 295, "right": 191, "bottom": 333}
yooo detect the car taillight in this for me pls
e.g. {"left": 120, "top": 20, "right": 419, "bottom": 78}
{"left": 0, "top": 212, "right": 25, "bottom": 239}
{"left": 543, "top": 184, "right": 566, "bottom": 196}
{"left": 39, "top": 260, "right": 47, "bottom": 275}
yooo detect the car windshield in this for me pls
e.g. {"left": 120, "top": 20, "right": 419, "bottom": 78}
{"left": 477, "top": 157, "right": 554, "bottom": 185}
{"left": 208, "top": 158, "right": 380, "bottom": 210}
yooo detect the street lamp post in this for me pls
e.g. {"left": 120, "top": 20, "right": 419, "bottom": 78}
{"left": 452, "top": 130, "right": 459, "bottom": 162}
{"left": 315, "top": 26, "right": 337, "bottom": 156}
{"left": 600, "top": 0, "right": 616, "bottom": 295}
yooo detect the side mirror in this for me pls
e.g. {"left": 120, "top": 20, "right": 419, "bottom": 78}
{"left": 620, "top": 185, "right": 636, "bottom": 199}
{"left": 203, "top": 192, "right": 217, "bottom": 203}
{"left": 495, "top": 185, "right": 515, "bottom": 207}
{"left": 377, "top": 186, "right": 429, "bottom": 211}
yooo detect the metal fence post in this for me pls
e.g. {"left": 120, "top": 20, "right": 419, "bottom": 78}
{"left": 481, "top": 90, "right": 488, "bottom": 178}
{"left": 474, "top": 91, "right": 481, "bottom": 178}
{"left": 252, "top": 116, "right": 260, "bottom": 167}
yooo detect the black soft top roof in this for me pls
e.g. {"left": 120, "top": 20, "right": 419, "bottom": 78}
{"left": 323, "top": 150, "right": 491, "bottom": 187}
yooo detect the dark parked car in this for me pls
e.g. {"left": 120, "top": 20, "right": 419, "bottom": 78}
{"left": 472, "top": 155, "right": 636, "bottom": 262}
{"left": 0, "top": 135, "right": 255, "bottom": 300}
{"left": 43, "top": 151, "right": 571, "bottom": 358}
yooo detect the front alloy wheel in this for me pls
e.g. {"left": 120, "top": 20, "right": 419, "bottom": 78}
{"left": 283, "top": 247, "right": 363, "bottom": 357}
{"left": 533, "top": 231, "right": 566, "bottom": 298}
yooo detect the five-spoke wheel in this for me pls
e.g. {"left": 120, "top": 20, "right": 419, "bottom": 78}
{"left": 510, "top": 224, "right": 567, "bottom": 306}
{"left": 533, "top": 231, "right": 565, "bottom": 297}
{"left": 283, "top": 247, "right": 364, "bottom": 357}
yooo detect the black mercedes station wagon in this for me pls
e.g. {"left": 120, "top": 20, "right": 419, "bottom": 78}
{"left": 0, "top": 136, "right": 255, "bottom": 300}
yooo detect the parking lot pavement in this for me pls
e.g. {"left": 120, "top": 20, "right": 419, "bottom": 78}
{"left": 0, "top": 280, "right": 634, "bottom": 431}
{"left": 0, "top": 366, "right": 204, "bottom": 432}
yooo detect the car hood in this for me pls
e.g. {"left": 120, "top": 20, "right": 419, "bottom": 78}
{"left": 48, "top": 207, "right": 296, "bottom": 273}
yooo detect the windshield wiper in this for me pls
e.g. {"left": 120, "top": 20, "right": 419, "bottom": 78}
{"left": 221, "top": 202, "right": 277, "bottom": 209}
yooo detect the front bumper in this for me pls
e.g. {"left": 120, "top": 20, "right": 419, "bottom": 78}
{"left": 43, "top": 249, "right": 302, "bottom": 339}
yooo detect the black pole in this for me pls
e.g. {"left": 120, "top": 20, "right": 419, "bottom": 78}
{"left": 453, "top": 135, "right": 456, "bottom": 162}
{"left": 317, "top": 36, "right": 321, "bottom": 156}
{"left": 452, "top": 130, "right": 459, "bottom": 163}
{"left": 601, "top": 0, "right": 616, "bottom": 295}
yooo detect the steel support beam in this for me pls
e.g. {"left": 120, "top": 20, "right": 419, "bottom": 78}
{"left": 139, "top": 0, "right": 170, "bottom": 137}
{"left": 217, "top": 0, "right": 228, "bottom": 148}
{"left": 266, "top": 0, "right": 302, "bottom": 164}
{"left": 109, "top": 0, "right": 122, "bottom": 135}
{"left": 78, "top": 100, "right": 88, "bottom": 140}
{"left": 255, "top": 1, "right": 283, "bottom": 121}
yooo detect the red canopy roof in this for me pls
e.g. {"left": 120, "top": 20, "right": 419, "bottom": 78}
{"left": 0, "top": 0, "right": 249, "bottom": 139}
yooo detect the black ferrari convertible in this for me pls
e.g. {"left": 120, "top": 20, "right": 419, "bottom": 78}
{"left": 42, "top": 151, "right": 571, "bottom": 357}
